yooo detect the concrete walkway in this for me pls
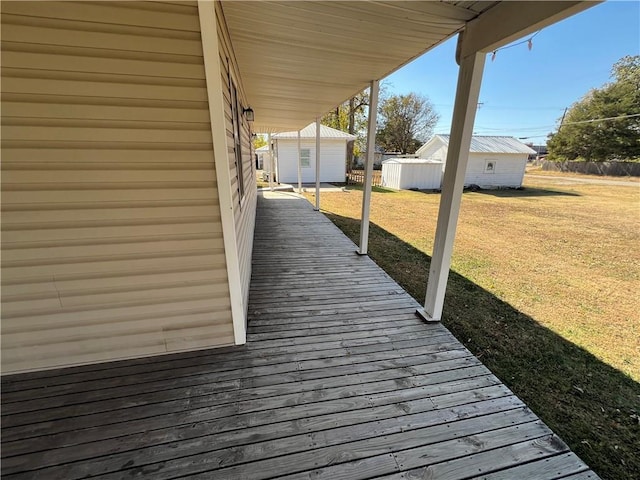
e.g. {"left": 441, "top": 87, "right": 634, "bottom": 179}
{"left": 259, "top": 182, "right": 346, "bottom": 193}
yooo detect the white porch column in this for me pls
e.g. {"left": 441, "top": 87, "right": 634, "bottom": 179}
{"left": 358, "top": 79, "right": 379, "bottom": 255}
{"left": 418, "top": 44, "right": 486, "bottom": 322}
{"left": 314, "top": 118, "right": 320, "bottom": 211}
{"left": 267, "top": 133, "right": 274, "bottom": 190}
{"left": 297, "top": 130, "right": 303, "bottom": 193}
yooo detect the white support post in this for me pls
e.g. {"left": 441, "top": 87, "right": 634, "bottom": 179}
{"left": 314, "top": 118, "right": 320, "bottom": 211}
{"left": 417, "top": 43, "right": 486, "bottom": 323}
{"left": 197, "top": 1, "right": 246, "bottom": 344}
{"left": 358, "top": 79, "right": 379, "bottom": 255}
{"left": 297, "top": 130, "right": 303, "bottom": 193}
{"left": 267, "top": 133, "right": 274, "bottom": 191}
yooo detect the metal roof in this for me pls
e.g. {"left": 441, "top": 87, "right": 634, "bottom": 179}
{"left": 221, "top": 1, "right": 595, "bottom": 133}
{"left": 422, "top": 135, "right": 537, "bottom": 155}
{"left": 273, "top": 123, "right": 356, "bottom": 140}
{"left": 382, "top": 158, "right": 443, "bottom": 164}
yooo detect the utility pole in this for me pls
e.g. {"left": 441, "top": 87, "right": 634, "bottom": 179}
{"left": 558, "top": 107, "right": 568, "bottom": 131}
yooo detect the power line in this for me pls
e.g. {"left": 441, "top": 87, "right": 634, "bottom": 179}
{"left": 441, "top": 113, "right": 640, "bottom": 134}
{"left": 557, "top": 112, "right": 640, "bottom": 126}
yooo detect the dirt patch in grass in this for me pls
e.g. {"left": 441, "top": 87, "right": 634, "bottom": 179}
{"left": 303, "top": 179, "right": 640, "bottom": 479}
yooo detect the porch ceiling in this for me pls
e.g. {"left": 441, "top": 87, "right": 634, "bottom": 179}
{"left": 220, "top": 1, "right": 594, "bottom": 133}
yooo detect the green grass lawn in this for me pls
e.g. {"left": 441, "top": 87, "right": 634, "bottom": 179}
{"left": 303, "top": 176, "right": 640, "bottom": 480}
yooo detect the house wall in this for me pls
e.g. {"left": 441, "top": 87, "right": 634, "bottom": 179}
{"left": 276, "top": 139, "right": 347, "bottom": 183}
{"left": 417, "top": 143, "right": 447, "bottom": 162}
{"left": 419, "top": 140, "right": 527, "bottom": 188}
{"left": 465, "top": 153, "right": 527, "bottom": 188}
{"left": 215, "top": 1, "right": 257, "bottom": 320}
{"left": 0, "top": 1, "right": 242, "bottom": 373}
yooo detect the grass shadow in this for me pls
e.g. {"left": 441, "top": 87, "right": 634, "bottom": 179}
{"left": 472, "top": 187, "right": 581, "bottom": 198}
{"left": 346, "top": 185, "right": 581, "bottom": 197}
{"left": 345, "top": 185, "right": 401, "bottom": 194}
{"left": 324, "top": 211, "right": 639, "bottom": 480}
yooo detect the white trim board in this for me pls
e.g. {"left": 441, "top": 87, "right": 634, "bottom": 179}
{"left": 198, "top": 0, "right": 246, "bottom": 345}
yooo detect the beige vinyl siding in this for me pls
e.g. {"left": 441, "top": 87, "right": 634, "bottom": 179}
{"left": 217, "top": 2, "right": 258, "bottom": 313}
{"left": 1, "top": 1, "right": 235, "bottom": 374}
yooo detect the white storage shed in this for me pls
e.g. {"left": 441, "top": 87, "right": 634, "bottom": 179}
{"left": 381, "top": 158, "right": 443, "bottom": 190}
{"left": 255, "top": 144, "right": 269, "bottom": 170}
{"left": 416, "top": 135, "right": 536, "bottom": 188}
{"left": 272, "top": 123, "right": 355, "bottom": 184}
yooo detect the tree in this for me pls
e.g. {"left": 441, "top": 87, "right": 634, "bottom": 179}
{"left": 252, "top": 134, "right": 267, "bottom": 150}
{"left": 376, "top": 93, "right": 439, "bottom": 154}
{"left": 547, "top": 55, "right": 640, "bottom": 162}
{"left": 322, "top": 90, "right": 370, "bottom": 167}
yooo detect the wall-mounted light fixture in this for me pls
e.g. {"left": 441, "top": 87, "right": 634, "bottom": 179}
{"left": 243, "top": 107, "right": 255, "bottom": 122}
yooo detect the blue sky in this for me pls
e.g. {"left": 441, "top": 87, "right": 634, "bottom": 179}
{"left": 385, "top": 1, "right": 640, "bottom": 145}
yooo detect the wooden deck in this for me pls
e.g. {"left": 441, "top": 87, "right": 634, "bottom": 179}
{"left": 1, "top": 191, "right": 599, "bottom": 480}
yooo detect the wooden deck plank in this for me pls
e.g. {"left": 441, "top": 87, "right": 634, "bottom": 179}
{"left": 2, "top": 344, "right": 472, "bottom": 423}
{"left": 2, "top": 356, "right": 484, "bottom": 447}
{"left": 466, "top": 451, "right": 591, "bottom": 480}
{"left": 1, "top": 327, "right": 454, "bottom": 407}
{"left": 0, "top": 192, "right": 600, "bottom": 479}
{"left": 4, "top": 395, "right": 524, "bottom": 478}
{"left": 2, "top": 343, "right": 470, "bottom": 432}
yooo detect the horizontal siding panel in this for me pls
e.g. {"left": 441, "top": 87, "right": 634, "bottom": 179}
{"left": 2, "top": 206, "right": 220, "bottom": 225}
{"left": 1, "top": 41, "right": 203, "bottom": 66}
{"left": 2, "top": 67, "right": 206, "bottom": 88}
{"left": 3, "top": 311, "right": 233, "bottom": 350}
{"left": 1, "top": 102, "right": 210, "bottom": 123}
{"left": 2, "top": 268, "right": 228, "bottom": 299}
{"left": 1, "top": 22, "right": 203, "bottom": 55}
{"left": 4, "top": 284, "right": 229, "bottom": 316}
{"left": 2, "top": 298, "right": 232, "bottom": 333}
{"left": 2, "top": 77, "right": 208, "bottom": 102}
{"left": 2, "top": 51, "right": 205, "bottom": 79}
{"left": 1, "top": 169, "right": 216, "bottom": 184}
{"left": 2, "top": 222, "right": 223, "bottom": 244}
{"left": 1, "top": 188, "right": 218, "bottom": 206}
{"left": 61, "top": 282, "right": 230, "bottom": 309}
{"left": 2, "top": 326, "right": 235, "bottom": 372}
{"left": 1, "top": 237, "right": 224, "bottom": 263}
{"left": 1, "top": 1, "right": 234, "bottom": 373}
{"left": 1, "top": 252, "right": 227, "bottom": 283}
{"left": 3, "top": 277, "right": 230, "bottom": 319}
{"left": 0, "top": 148, "right": 214, "bottom": 164}
{"left": 2, "top": 126, "right": 212, "bottom": 144}
{"left": 2, "top": 92, "right": 208, "bottom": 111}
{"left": 1, "top": 2, "right": 201, "bottom": 31}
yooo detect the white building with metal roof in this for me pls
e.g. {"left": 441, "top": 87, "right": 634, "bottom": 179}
{"left": 269, "top": 123, "right": 356, "bottom": 184}
{"left": 417, "top": 135, "right": 537, "bottom": 188}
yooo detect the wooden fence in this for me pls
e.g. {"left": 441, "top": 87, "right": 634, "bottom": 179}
{"left": 347, "top": 169, "right": 383, "bottom": 186}
{"left": 541, "top": 160, "right": 640, "bottom": 177}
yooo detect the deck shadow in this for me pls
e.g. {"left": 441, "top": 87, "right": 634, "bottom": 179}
{"left": 471, "top": 186, "right": 581, "bottom": 198}
{"left": 345, "top": 186, "right": 581, "bottom": 197}
{"left": 323, "top": 211, "right": 639, "bottom": 480}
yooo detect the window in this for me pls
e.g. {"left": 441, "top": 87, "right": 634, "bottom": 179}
{"left": 484, "top": 159, "right": 496, "bottom": 173}
{"left": 230, "top": 81, "right": 245, "bottom": 201}
{"left": 300, "top": 148, "right": 311, "bottom": 168}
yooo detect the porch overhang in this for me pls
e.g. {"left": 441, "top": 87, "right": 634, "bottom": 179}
{"left": 220, "top": 0, "right": 597, "bottom": 133}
